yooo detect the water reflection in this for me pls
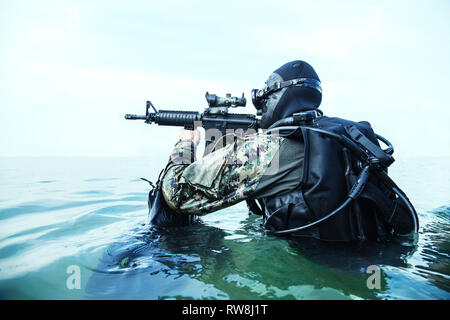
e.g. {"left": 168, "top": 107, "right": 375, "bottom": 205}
{"left": 1, "top": 157, "right": 448, "bottom": 299}
{"left": 86, "top": 221, "right": 231, "bottom": 299}
{"left": 411, "top": 206, "right": 450, "bottom": 294}
{"left": 85, "top": 208, "right": 450, "bottom": 300}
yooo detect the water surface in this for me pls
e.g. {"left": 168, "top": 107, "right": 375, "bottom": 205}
{"left": 0, "top": 157, "right": 449, "bottom": 299}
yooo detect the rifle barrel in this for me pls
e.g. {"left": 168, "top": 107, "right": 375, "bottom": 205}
{"left": 125, "top": 114, "right": 147, "bottom": 120}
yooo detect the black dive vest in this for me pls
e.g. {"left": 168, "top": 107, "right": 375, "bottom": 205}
{"left": 258, "top": 116, "right": 418, "bottom": 242}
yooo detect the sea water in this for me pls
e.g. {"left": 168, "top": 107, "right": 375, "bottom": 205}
{"left": 0, "top": 157, "right": 449, "bottom": 299}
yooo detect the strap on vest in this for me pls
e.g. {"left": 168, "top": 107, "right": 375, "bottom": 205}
{"left": 344, "top": 125, "right": 395, "bottom": 168}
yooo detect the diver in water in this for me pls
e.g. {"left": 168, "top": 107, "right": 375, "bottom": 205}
{"left": 149, "top": 60, "right": 419, "bottom": 242}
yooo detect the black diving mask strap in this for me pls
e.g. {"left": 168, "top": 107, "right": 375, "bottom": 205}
{"left": 256, "top": 78, "right": 322, "bottom": 99}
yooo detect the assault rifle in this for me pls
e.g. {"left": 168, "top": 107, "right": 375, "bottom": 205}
{"left": 125, "top": 92, "right": 260, "bottom": 153}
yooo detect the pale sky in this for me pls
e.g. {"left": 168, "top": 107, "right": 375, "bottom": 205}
{"left": 1, "top": 0, "right": 449, "bottom": 158}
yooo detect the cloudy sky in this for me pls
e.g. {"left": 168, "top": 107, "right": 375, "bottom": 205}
{"left": 1, "top": 0, "right": 449, "bottom": 159}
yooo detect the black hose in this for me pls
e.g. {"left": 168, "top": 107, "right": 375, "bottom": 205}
{"left": 267, "top": 117, "right": 295, "bottom": 130}
{"left": 270, "top": 166, "right": 370, "bottom": 235}
{"left": 266, "top": 125, "right": 369, "bottom": 162}
{"left": 271, "top": 198, "right": 353, "bottom": 235}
